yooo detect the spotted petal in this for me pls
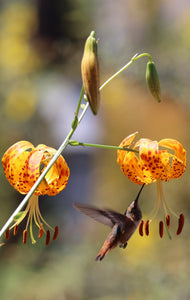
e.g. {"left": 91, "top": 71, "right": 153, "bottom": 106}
{"left": 117, "top": 137, "right": 154, "bottom": 185}
{"left": 158, "top": 139, "right": 186, "bottom": 179}
{"left": 2, "top": 141, "right": 34, "bottom": 193}
{"left": 139, "top": 139, "right": 171, "bottom": 182}
{"left": 117, "top": 132, "right": 138, "bottom": 165}
{"left": 2, "top": 141, "right": 70, "bottom": 196}
{"left": 117, "top": 135, "right": 186, "bottom": 185}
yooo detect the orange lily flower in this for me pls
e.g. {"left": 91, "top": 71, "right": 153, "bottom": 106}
{"left": 2, "top": 141, "right": 70, "bottom": 244}
{"left": 117, "top": 132, "right": 186, "bottom": 238}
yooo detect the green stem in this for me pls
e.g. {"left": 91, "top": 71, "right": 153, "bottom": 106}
{"left": 69, "top": 141, "right": 139, "bottom": 153}
{"left": 75, "top": 85, "right": 84, "bottom": 117}
{"left": 99, "top": 53, "right": 152, "bottom": 90}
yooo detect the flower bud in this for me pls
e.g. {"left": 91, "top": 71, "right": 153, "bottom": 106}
{"left": 146, "top": 61, "right": 161, "bottom": 103}
{"left": 81, "top": 31, "right": 100, "bottom": 115}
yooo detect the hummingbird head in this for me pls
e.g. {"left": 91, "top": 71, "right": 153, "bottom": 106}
{"left": 125, "top": 184, "right": 145, "bottom": 222}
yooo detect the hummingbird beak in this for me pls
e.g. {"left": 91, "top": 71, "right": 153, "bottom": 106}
{"left": 134, "top": 183, "right": 145, "bottom": 207}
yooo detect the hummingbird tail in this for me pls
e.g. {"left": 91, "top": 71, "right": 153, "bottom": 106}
{"left": 95, "top": 240, "right": 118, "bottom": 261}
{"left": 95, "top": 254, "right": 105, "bottom": 261}
{"left": 95, "top": 248, "right": 109, "bottom": 261}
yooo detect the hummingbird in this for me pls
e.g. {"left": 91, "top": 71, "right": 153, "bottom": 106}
{"left": 73, "top": 184, "right": 145, "bottom": 261}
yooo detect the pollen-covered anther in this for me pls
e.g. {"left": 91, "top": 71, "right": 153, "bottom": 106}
{"left": 165, "top": 214, "right": 170, "bottom": 228}
{"left": 144, "top": 220, "right": 150, "bottom": 236}
{"left": 176, "top": 213, "right": 185, "bottom": 235}
{"left": 38, "top": 224, "right": 43, "bottom": 239}
{"left": 46, "top": 230, "right": 50, "bottom": 246}
{"left": 14, "top": 224, "right": 19, "bottom": 236}
{"left": 23, "top": 229, "right": 27, "bottom": 244}
{"left": 5, "top": 228, "right": 9, "bottom": 240}
{"left": 53, "top": 226, "right": 59, "bottom": 241}
{"left": 159, "top": 221, "right": 164, "bottom": 238}
{"left": 139, "top": 220, "right": 144, "bottom": 236}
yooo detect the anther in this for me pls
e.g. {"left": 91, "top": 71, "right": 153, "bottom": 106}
{"left": 14, "top": 224, "right": 19, "bottom": 236}
{"left": 46, "top": 230, "right": 50, "bottom": 246}
{"left": 38, "top": 224, "right": 43, "bottom": 239}
{"left": 53, "top": 226, "right": 59, "bottom": 241}
{"left": 144, "top": 220, "right": 149, "bottom": 236}
{"left": 177, "top": 213, "right": 185, "bottom": 235}
{"left": 159, "top": 221, "right": 164, "bottom": 238}
{"left": 23, "top": 230, "right": 27, "bottom": 244}
{"left": 139, "top": 220, "right": 144, "bottom": 236}
{"left": 5, "top": 228, "right": 9, "bottom": 240}
{"left": 165, "top": 214, "right": 170, "bottom": 228}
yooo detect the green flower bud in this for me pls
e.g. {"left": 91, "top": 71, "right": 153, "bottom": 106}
{"left": 71, "top": 115, "right": 78, "bottom": 130}
{"left": 69, "top": 140, "right": 80, "bottom": 146}
{"left": 81, "top": 31, "right": 100, "bottom": 115}
{"left": 146, "top": 61, "right": 161, "bottom": 103}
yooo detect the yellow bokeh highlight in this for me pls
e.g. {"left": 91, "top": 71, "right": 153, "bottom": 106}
{"left": 0, "top": 2, "right": 37, "bottom": 37}
{"left": 5, "top": 84, "right": 37, "bottom": 122}
{"left": 0, "top": 2, "right": 41, "bottom": 76}
{"left": 120, "top": 218, "right": 160, "bottom": 265}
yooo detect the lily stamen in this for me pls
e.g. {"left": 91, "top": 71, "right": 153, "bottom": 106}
{"left": 177, "top": 214, "right": 185, "bottom": 235}
{"left": 159, "top": 221, "right": 164, "bottom": 238}
{"left": 53, "top": 226, "right": 59, "bottom": 241}
{"left": 166, "top": 214, "right": 170, "bottom": 228}
{"left": 46, "top": 230, "right": 50, "bottom": 246}
{"left": 38, "top": 224, "right": 43, "bottom": 239}
{"left": 23, "top": 230, "right": 27, "bottom": 244}
{"left": 144, "top": 220, "right": 149, "bottom": 236}
{"left": 5, "top": 228, "right": 9, "bottom": 240}
{"left": 139, "top": 220, "right": 144, "bottom": 236}
{"left": 14, "top": 224, "right": 19, "bottom": 236}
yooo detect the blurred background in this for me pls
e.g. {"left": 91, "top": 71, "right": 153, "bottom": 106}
{"left": 0, "top": 0, "right": 190, "bottom": 299}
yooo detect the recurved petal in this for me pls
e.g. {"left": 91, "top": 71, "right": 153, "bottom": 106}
{"left": 3, "top": 142, "right": 70, "bottom": 196}
{"left": 28, "top": 146, "right": 70, "bottom": 196}
{"left": 2, "top": 141, "right": 34, "bottom": 174}
{"left": 27, "top": 149, "right": 49, "bottom": 195}
{"left": 10, "top": 149, "right": 34, "bottom": 194}
{"left": 117, "top": 132, "right": 138, "bottom": 165}
{"left": 46, "top": 155, "right": 70, "bottom": 196}
{"left": 119, "top": 151, "right": 149, "bottom": 185}
{"left": 158, "top": 139, "right": 186, "bottom": 179}
{"left": 2, "top": 141, "right": 34, "bottom": 193}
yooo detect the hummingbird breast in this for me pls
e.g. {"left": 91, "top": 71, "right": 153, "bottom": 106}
{"left": 119, "top": 219, "right": 138, "bottom": 245}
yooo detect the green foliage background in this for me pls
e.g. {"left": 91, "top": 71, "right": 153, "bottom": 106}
{"left": 0, "top": 0, "right": 190, "bottom": 299}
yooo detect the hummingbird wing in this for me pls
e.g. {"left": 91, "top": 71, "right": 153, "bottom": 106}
{"left": 73, "top": 203, "right": 127, "bottom": 229}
